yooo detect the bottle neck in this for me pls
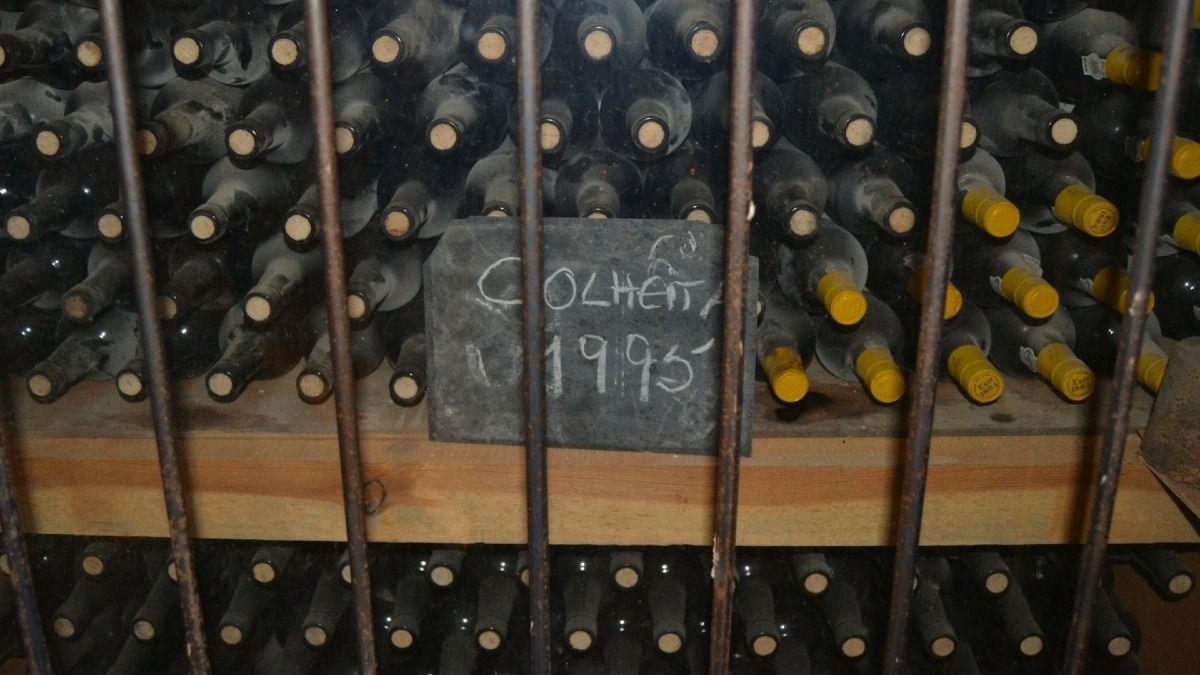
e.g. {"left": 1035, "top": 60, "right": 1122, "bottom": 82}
{"left": 269, "top": 26, "right": 308, "bottom": 71}
{"left": 382, "top": 180, "right": 432, "bottom": 240}
{"left": 0, "top": 255, "right": 56, "bottom": 308}
{"left": 767, "top": 181, "right": 820, "bottom": 240}
{"left": 389, "top": 576, "right": 430, "bottom": 650}
{"left": 670, "top": 177, "right": 717, "bottom": 223}
{"left": 217, "top": 576, "right": 272, "bottom": 645}
{"left": 174, "top": 21, "right": 237, "bottom": 71}
{"left": 625, "top": 97, "right": 672, "bottom": 155}
{"left": 298, "top": 341, "right": 334, "bottom": 403}
{"left": 163, "top": 254, "right": 226, "bottom": 321}
{"left": 563, "top": 575, "right": 603, "bottom": 652}
{"left": 37, "top": 106, "right": 112, "bottom": 160}
{"left": 429, "top": 97, "right": 479, "bottom": 152}
{"left": 6, "top": 184, "right": 75, "bottom": 242}
{"left": 140, "top": 103, "right": 203, "bottom": 159}
{"left": 334, "top": 99, "right": 383, "bottom": 156}
{"left": 870, "top": 6, "right": 930, "bottom": 60}
{"left": 771, "top": 9, "right": 828, "bottom": 62}
{"left": 817, "top": 94, "right": 873, "bottom": 150}
{"left": 481, "top": 175, "right": 519, "bottom": 217}
{"left": 52, "top": 577, "right": 111, "bottom": 639}
{"left": 372, "top": 19, "right": 431, "bottom": 67}
{"left": 735, "top": 578, "right": 779, "bottom": 657}
{"left": 647, "top": 577, "right": 687, "bottom": 655}
{"left": 1005, "top": 95, "right": 1077, "bottom": 151}
{"left": 28, "top": 332, "right": 104, "bottom": 403}
{"left": 819, "top": 581, "right": 869, "bottom": 659}
{"left": 191, "top": 184, "right": 254, "bottom": 243}
{"left": 208, "top": 327, "right": 272, "bottom": 403}
{"left": 227, "top": 103, "right": 290, "bottom": 161}
{"left": 575, "top": 179, "right": 621, "bottom": 219}
{"left": 0, "top": 102, "right": 38, "bottom": 145}
{"left": 474, "top": 574, "right": 518, "bottom": 651}
{"left": 245, "top": 257, "right": 308, "bottom": 325}
{"left": 346, "top": 257, "right": 389, "bottom": 323}
{"left": 539, "top": 98, "right": 574, "bottom": 153}
{"left": 301, "top": 572, "right": 352, "bottom": 648}
{"left": 62, "top": 252, "right": 130, "bottom": 323}
{"left": 857, "top": 176, "right": 915, "bottom": 236}
{"left": 576, "top": 17, "right": 621, "bottom": 63}
{"left": 973, "top": 9, "right": 1037, "bottom": 59}
{"left": 0, "top": 27, "right": 58, "bottom": 73}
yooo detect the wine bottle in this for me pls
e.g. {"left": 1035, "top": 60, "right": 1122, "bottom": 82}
{"left": 644, "top": 552, "right": 693, "bottom": 655}
{"left": 1129, "top": 549, "right": 1194, "bottom": 601}
{"left": 954, "top": 149, "right": 1020, "bottom": 238}
{"left": 368, "top": 0, "right": 463, "bottom": 84}
{"left": 346, "top": 241, "right": 422, "bottom": 324}
{"left": 954, "top": 227, "right": 1058, "bottom": 319}
{"left": 969, "top": 68, "right": 1078, "bottom": 157}
{"left": 0, "top": 0, "right": 99, "bottom": 75}
{"left": 459, "top": 0, "right": 554, "bottom": 83}
{"left": 939, "top": 300, "right": 1005, "bottom": 404}
{"left": 0, "top": 235, "right": 89, "bottom": 312}
{"left": 297, "top": 309, "right": 387, "bottom": 404}
{"left": 643, "top": 143, "right": 725, "bottom": 223}
{"left": 791, "top": 552, "right": 834, "bottom": 597}
{"left": 79, "top": 541, "right": 139, "bottom": 581}
{"left": 735, "top": 556, "right": 782, "bottom": 657}
{"left": 388, "top": 316, "right": 427, "bottom": 407}
{"left": 462, "top": 142, "right": 550, "bottom": 218}
{"left": 416, "top": 64, "right": 509, "bottom": 160}
{"left": 26, "top": 308, "right": 139, "bottom": 403}
{"left": 95, "top": 160, "right": 208, "bottom": 243}
{"left": 131, "top": 562, "right": 178, "bottom": 643}
{"left": 758, "top": 289, "right": 816, "bottom": 403}
{"left": 302, "top": 565, "right": 353, "bottom": 649}
{"left": 136, "top": 77, "right": 243, "bottom": 164}
{"left": 206, "top": 305, "right": 318, "bottom": 402}
{"left": 1041, "top": 229, "right": 1148, "bottom": 314}
{"left": 5, "top": 150, "right": 118, "bottom": 242}
{"left": 598, "top": 66, "right": 692, "bottom": 161}
{"left": 600, "top": 591, "right": 649, "bottom": 673}
{"left": 551, "top": 0, "right": 647, "bottom": 77}
{"left": 818, "top": 574, "right": 870, "bottom": 659}
{"left": 60, "top": 241, "right": 132, "bottom": 324}
{"left": 1072, "top": 92, "right": 1200, "bottom": 181}
{"left": 108, "top": 631, "right": 175, "bottom": 675}
{"left": 775, "top": 218, "right": 869, "bottom": 326}
{"left": 825, "top": 146, "right": 918, "bottom": 238}
{"left": 51, "top": 572, "right": 123, "bottom": 640}
{"left": 1152, "top": 252, "right": 1200, "bottom": 339}
{"left": 608, "top": 551, "right": 644, "bottom": 590}
{"left": 115, "top": 309, "right": 224, "bottom": 402}
{"left": 830, "top": 0, "right": 933, "bottom": 76}
{"left": 816, "top": 292, "right": 907, "bottom": 403}
{"left": 472, "top": 554, "right": 520, "bottom": 652}
{"left": 1092, "top": 587, "right": 1135, "bottom": 658}
{"left": 217, "top": 549, "right": 293, "bottom": 647}
{"left": 32, "top": 81, "right": 138, "bottom": 160}
{"left": 552, "top": 148, "right": 643, "bottom": 219}
{"left": 188, "top": 157, "right": 299, "bottom": 244}
{"left": 388, "top": 554, "right": 433, "bottom": 651}
{"left": 955, "top": 0, "right": 1039, "bottom": 77}
{"left": 1037, "top": 8, "right": 1161, "bottom": 102}
{"left": 333, "top": 69, "right": 412, "bottom": 160}
{"left": 435, "top": 598, "right": 480, "bottom": 675}
{"left": 559, "top": 554, "right": 606, "bottom": 652}
{"left": 994, "top": 577, "right": 1045, "bottom": 657}
{"left": 429, "top": 548, "right": 466, "bottom": 588}
{"left": 241, "top": 233, "right": 324, "bottom": 325}
{"left": 864, "top": 235, "right": 965, "bottom": 321}
{"left": 531, "top": 66, "right": 599, "bottom": 164}
{"left": 71, "top": 0, "right": 186, "bottom": 88}
{"left": 57, "top": 601, "right": 125, "bottom": 671}
{"left": 1067, "top": 304, "right": 1168, "bottom": 394}
{"left": 753, "top": 140, "right": 827, "bottom": 242}
{"left": 1121, "top": 182, "right": 1200, "bottom": 256}
{"left": 269, "top": 0, "right": 367, "bottom": 83}
{"left": 283, "top": 164, "right": 381, "bottom": 249}
{"left": 1003, "top": 150, "right": 1119, "bottom": 238}
{"left": 875, "top": 71, "right": 980, "bottom": 161}
{"left": 959, "top": 551, "right": 1011, "bottom": 596}
{"left": 985, "top": 304, "right": 1095, "bottom": 401}
{"left": 755, "top": 0, "right": 836, "bottom": 79}
{"left": 0, "top": 306, "right": 59, "bottom": 376}
{"left": 172, "top": 0, "right": 280, "bottom": 86}
{"left": 376, "top": 148, "right": 468, "bottom": 241}
{"left": 913, "top": 558, "right": 957, "bottom": 659}
{"left": 158, "top": 240, "right": 243, "bottom": 323}
{"left": 689, "top": 69, "right": 784, "bottom": 154}
{"left": 0, "top": 77, "right": 69, "bottom": 147}
{"left": 225, "top": 74, "right": 313, "bottom": 166}
{"left": 780, "top": 61, "right": 878, "bottom": 158}
{"left": 645, "top": 0, "right": 729, "bottom": 80}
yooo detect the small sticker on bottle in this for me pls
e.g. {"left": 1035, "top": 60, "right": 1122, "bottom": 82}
{"left": 1193, "top": 305, "right": 1200, "bottom": 322}
{"left": 989, "top": 274, "right": 1003, "bottom": 294}
{"left": 1081, "top": 53, "right": 1107, "bottom": 80}
{"left": 1020, "top": 345, "right": 1038, "bottom": 373}
{"left": 1020, "top": 254, "right": 1043, "bottom": 276}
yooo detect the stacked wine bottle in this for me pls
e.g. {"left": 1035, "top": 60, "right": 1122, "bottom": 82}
{"left": 0, "top": 0, "right": 1198, "bottom": 408}
{"left": 3, "top": 537, "right": 1193, "bottom": 673}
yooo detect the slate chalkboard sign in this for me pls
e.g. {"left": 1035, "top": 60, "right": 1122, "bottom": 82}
{"left": 425, "top": 217, "right": 757, "bottom": 455}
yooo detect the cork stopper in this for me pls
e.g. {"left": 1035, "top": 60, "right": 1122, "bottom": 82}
{"left": 752, "top": 635, "right": 778, "bottom": 657}
{"left": 244, "top": 295, "right": 272, "bottom": 322}
{"left": 1049, "top": 117, "right": 1078, "bottom": 147}
{"left": 62, "top": 293, "right": 91, "bottom": 322}
{"left": 984, "top": 571, "right": 1009, "bottom": 595}
{"left": 252, "top": 561, "right": 276, "bottom": 584}
{"left": 390, "top": 628, "right": 414, "bottom": 649}
{"left": 788, "top": 208, "right": 818, "bottom": 237}
{"left": 76, "top": 39, "right": 103, "bottom": 68}
{"left": 347, "top": 294, "right": 368, "bottom": 320}
{"left": 207, "top": 372, "right": 234, "bottom": 398}
{"left": 1107, "top": 636, "right": 1132, "bottom": 657}
{"left": 960, "top": 121, "right": 978, "bottom": 150}
{"left": 158, "top": 296, "right": 177, "bottom": 320}
{"left": 53, "top": 618, "right": 76, "bottom": 639}
{"left": 371, "top": 34, "right": 402, "bottom": 64}
{"left": 1020, "top": 635, "right": 1044, "bottom": 657}
{"left": 841, "top": 636, "right": 867, "bottom": 659}
{"left": 684, "top": 207, "right": 711, "bottom": 223}
{"left": 97, "top": 212, "right": 124, "bottom": 240}
{"left": 270, "top": 36, "right": 300, "bottom": 66}
{"left": 27, "top": 374, "right": 52, "bottom": 398}
{"left": 298, "top": 373, "right": 328, "bottom": 400}
{"left": 383, "top": 210, "right": 412, "bottom": 238}
{"left": 0, "top": 46, "right": 7, "bottom": 68}
{"left": 657, "top": 632, "right": 683, "bottom": 654}
{"left": 284, "top": 213, "right": 314, "bottom": 243}
{"left": 635, "top": 118, "right": 667, "bottom": 151}
{"left": 227, "top": 128, "right": 257, "bottom": 156}
{"left": 117, "top": 372, "right": 144, "bottom": 398}
{"left": 428, "top": 122, "right": 459, "bottom": 151}
{"left": 902, "top": 26, "right": 932, "bottom": 57}
{"left": 429, "top": 565, "right": 455, "bottom": 587}
{"left": 688, "top": 27, "right": 720, "bottom": 59}
{"left": 582, "top": 28, "right": 614, "bottom": 60}
{"left": 795, "top": 25, "right": 826, "bottom": 57}
{"left": 930, "top": 636, "right": 956, "bottom": 658}
{"left": 304, "top": 626, "right": 328, "bottom": 647}
{"left": 35, "top": 130, "right": 61, "bottom": 158}
{"left": 392, "top": 375, "right": 419, "bottom": 401}
{"left": 133, "top": 619, "right": 156, "bottom": 642}
{"left": 1169, "top": 573, "right": 1194, "bottom": 596}
{"left": 81, "top": 554, "right": 105, "bottom": 577}
{"left": 190, "top": 213, "right": 217, "bottom": 241}
{"left": 220, "top": 624, "right": 243, "bottom": 646}
{"left": 173, "top": 36, "right": 201, "bottom": 65}
{"left": 1008, "top": 25, "right": 1038, "bottom": 56}
{"left": 476, "top": 30, "right": 508, "bottom": 62}
{"left": 6, "top": 215, "right": 30, "bottom": 241}
{"left": 539, "top": 121, "right": 563, "bottom": 151}
{"left": 613, "top": 566, "right": 640, "bottom": 589}
{"left": 887, "top": 205, "right": 916, "bottom": 235}
{"left": 568, "top": 630, "right": 593, "bottom": 651}
{"left": 334, "top": 125, "right": 356, "bottom": 155}
{"left": 136, "top": 129, "right": 158, "bottom": 156}
{"left": 843, "top": 117, "right": 874, "bottom": 148}
{"left": 478, "top": 629, "right": 502, "bottom": 651}
{"left": 751, "top": 119, "right": 771, "bottom": 149}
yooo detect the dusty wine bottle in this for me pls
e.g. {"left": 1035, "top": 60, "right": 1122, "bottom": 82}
{"left": 188, "top": 157, "right": 299, "bottom": 244}
{"left": 599, "top": 67, "right": 692, "bottom": 161}
{"left": 241, "top": 233, "right": 325, "bottom": 325}
{"left": 297, "top": 308, "right": 387, "bottom": 404}
{"left": 816, "top": 292, "right": 907, "bottom": 403}
{"left": 0, "top": 0, "right": 99, "bottom": 74}
{"left": 954, "top": 149, "right": 1020, "bottom": 238}
{"left": 59, "top": 241, "right": 131, "bottom": 324}
{"left": 388, "top": 554, "right": 433, "bottom": 651}
{"left": 333, "top": 69, "right": 412, "bottom": 159}
{"left": 735, "top": 557, "right": 783, "bottom": 658}
{"left": 1129, "top": 549, "right": 1195, "bottom": 601}
{"left": 689, "top": 69, "right": 784, "bottom": 154}
{"left": 428, "top": 548, "right": 466, "bottom": 588}
{"left": 818, "top": 575, "right": 870, "bottom": 659}
{"left": 472, "top": 554, "right": 521, "bottom": 651}
{"left": 31, "top": 81, "right": 137, "bottom": 160}
{"left": 960, "top": 551, "right": 1011, "bottom": 597}
{"left": 643, "top": 143, "right": 725, "bottom": 223}
{"left": 824, "top": 146, "right": 918, "bottom": 238}
{"left": 158, "top": 240, "right": 243, "bottom": 323}
{"left": 830, "top": 0, "right": 933, "bottom": 76}
{"left": 131, "top": 562, "right": 178, "bottom": 643}
{"left": 377, "top": 150, "right": 467, "bottom": 240}
{"left": 459, "top": 0, "right": 554, "bottom": 82}
{"left": 1067, "top": 304, "right": 1168, "bottom": 394}
{"left": 864, "top": 235, "right": 964, "bottom": 321}
{"left": 913, "top": 558, "right": 958, "bottom": 659}
{"left": 0, "top": 77, "right": 68, "bottom": 147}
{"left": 416, "top": 64, "right": 509, "bottom": 160}
{"left": 552, "top": 148, "right": 644, "bottom": 218}
{"left": 388, "top": 322, "right": 427, "bottom": 407}
{"left": 995, "top": 578, "right": 1045, "bottom": 657}
{"left": 775, "top": 218, "right": 869, "bottom": 326}
{"left": 531, "top": 66, "right": 599, "bottom": 164}
{"left": 346, "top": 241, "right": 421, "bottom": 324}
{"left": 1036, "top": 8, "right": 1162, "bottom": 102}
{"left": 283, "top": 165, "right": 380, "bottom": 249}
{"left": 954, "top": 0, "right": 1039, "bottom": 76}
{"left": 1041, "top": 229, "right": 1148, "bottom": 315}
{"left": 757, "top": 290, "right": 816, "bottom": 403}
{"left": 755, "top": 0, "right": 836, "bottom": 79}
{"left": 791, "top": 553, "right": 834, "bottom": 597}
{"left": 969, "top": 67, "right": 1078, "bottom": 157}
{"left": 137, "top": 77, "right": 244, "bottom": 164}
{"left": 51, "top": 573, "right": 122, "bottom": 640}
{"left": 559, "top": 554, "right": 606, "bottom": 652}
{"left": 5, "top": 150, "right": 118, "bottom": 242}
{"left": 780, "top": 60, "right": 878, "bottom": 158}
{"left": 26, "top": 308, "right": 139, "bottom": 403}
{"left": 551, "top": 0, "right": 647, "bottom": 76}
{"left": 116, "top": 308, "right": 222, "bottom": 402}
{"left": 1003, "top": 150, "right": 1119, "bottom": 238}
{"left": 875, "top": 71, "right": 980, "bottom": 161}
{"left": 752, "top": 140, "right": 828, "bottom": 241}
{"left": 172, "top": 0, "right": 280, "bottom": 86}
{"left": 0, "top": 235, "right": 88, "bottom": 312}
{"left": 269, "top": 0, "right": 367, "bottom": 83}
{"left": 954, "top": 227, "right": 1058, "bottom": 319}
{"left": 645, "top": 0, "right": 729, "bottom": 80}
{"left": 225, "top": 74, "right": 313, "bottom": 166}
{"left": 301, "top": 565, "right": 353, "bottom": 649}
{"left": 984, "top": 304, "right": 1095, "bottom": 401}
{"left": 1072, "top": 92, "right": 1200, "bottom": 182}
{"left": 96, "top": 161, "right": 207, "bottom": 243}
{"left": 71, "top": 0, "right": 185, "bottom": 88}
{"left": 206, "top": 305, "right": 318, "bottom": 403}
{"left": 645, "top": 552, "right": 693, "bottom": 655}
{"left": 368, "top": 0, "right": 464, "bottom": 83}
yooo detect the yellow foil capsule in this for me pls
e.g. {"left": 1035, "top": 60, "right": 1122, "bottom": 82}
{"left": 1140, "top": 137, "right": 1200, "bottom": 180}
{"left": 854, "top": 347, "right": 906, "bottom": 404}
{"left": 946, "top": 344, "right": 1004, "bottom": 404}
{"left": 961, "top": 186, "right": 1020, "bottom": 238}
{"left": 763, "top": 345, "right": 810, "bottom": 403}
{"left": 1052, "top": 184, "right": 1119, "bottom": 237}
{"left": 1174, "top": 211, "right": 1200, "bottom": 254}
{"left": 1137, "top": 350, "right": 1168, "bottom": 394}
{"left": 1090, "top": 266, "right": 1155, "bottom": 315}
{"left": 1104, "top": 44, "right": 1162, "bottom": 92}
{"left": 999, "top": 267, "right": 1058, "bottom": 320}
{"left": 817, "top": 270, "right": 867, "bottom": 326}
{"left": 1035, "top": 343, "right": 1095, "bottom": 402}
{"left": 906, "top": 268, "right": 964, "bottom": 320}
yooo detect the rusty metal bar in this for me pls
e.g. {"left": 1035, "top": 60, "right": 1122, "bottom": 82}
{"left": 96, "top": 2, "right": 211, "bottom": 672}
{"left": 302, "top": 1, "right": 377, "bottom": 672}
{"left": 1061, "top": 0, "right": 1193, "bottom": 670}
{"left": 514, "top": 0, "right": 551, "bottom": 668}
{"left": 0, "top": 398, "right": 53, "bottom": 674}
{"left": 879, "top": 0, "right": 972, "bottom": 670}
{"left": 706, "top": 0, "right": 755, "bottom": 672}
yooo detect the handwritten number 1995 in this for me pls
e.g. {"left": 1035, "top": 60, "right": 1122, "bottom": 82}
{"left": 544, "top": 333, "right": 699, "bottom": 402}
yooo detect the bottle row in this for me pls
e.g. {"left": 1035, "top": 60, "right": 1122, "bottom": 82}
{"left": 5, "top": 537, "right": 1193, "bottom": 674}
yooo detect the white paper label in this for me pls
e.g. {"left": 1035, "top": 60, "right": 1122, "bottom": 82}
{"left": 1081, "top": 53, "right": 1107, "bottom": 80}
{"left": 989, "top": 274, "right": 1004, "bottom": 294}
{"left": 1020, "top": 345, "right": 1038, "bottom": 373}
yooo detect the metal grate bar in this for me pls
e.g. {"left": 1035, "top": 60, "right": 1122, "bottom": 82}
{"left": 879, "top": 0, "right": 973, "bottom": 670}
{"left": 0, "top": 402, "right": 53, "bottom": 674}
{"left": 514, "top": 0, "right": 552, "bottom": 668}
{"left": 96, "top": 1, "right": 212, "bottom": 671}
{"left": 706, "top": 0, "right": 756, "bottom": 671}
{"left": 301, "top": 1, "right": 378, "bottom": 672}
{"left": 1061, "top": 0, "right": 1193, "bottom": 670}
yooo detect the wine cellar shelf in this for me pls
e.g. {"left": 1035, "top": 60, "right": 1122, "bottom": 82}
{"left": 9, "top": 367, "right": 1194, "bottom": 546}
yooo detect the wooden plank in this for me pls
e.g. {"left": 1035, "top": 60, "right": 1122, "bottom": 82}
{"left": 5, "top": 366, "right": 1193, "bottom": 546}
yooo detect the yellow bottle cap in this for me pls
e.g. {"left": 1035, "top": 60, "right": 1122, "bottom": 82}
{"left": 855, "top": 347, "right": 905, "bottom": 404}
{"left": 1091, "top": 266, "right": 1155, "bottom": 315}
{"left": 1169, "top": 138, "right": 1200, "bottom": 180}
{"left": 961, "top": 186, "right": 1020, "bottom": 238}
{"left": 1035, "top": 343, "right": 1095, "bottom": 402}
{"left": 763, "top": 345, "right": 810, "bottom": 403}
{"left": 946, "top": 344, "right": 1004, "bottom": 404}
{"left": 1052, "top": 184, "right": 1119, "bottom": 237}
{"left": 1104, "top": 44, "right": 1162, "bottom": 92}
{"left": 1000, "top": 267, "right": 1059, "bottom": 320}
{"left": 1137, "top": 350, "right": 1168, "bottom": 394}
{"left": 905, "top": 268, "right": 964, "bottom": 320}
{"left": 1173, "top": 211, "right": 1200, "bottom": 254}
{"left": 816, "top": 270, "right": 867, "bottom": 326}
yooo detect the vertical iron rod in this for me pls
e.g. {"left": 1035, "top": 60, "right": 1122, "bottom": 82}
{"left": 0, "top": 400, "right": 53, "bottom": 674}
{"left": 302, "top": 1, "right": 377, "bottom": 672}
{"left": 707, "top": 0, "right": 754, "bottom": 671}
{"left": 514, "top": 0, "right": 551, "bottom": 669}
{"left": 879, "top": 0, "right": 972, "bottom": 670}
{"left": 1061, "top": 0, "right": 1192, "bottom": 670}
{"left": 96, "top": 2, "right": 211, "bottom": 672}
